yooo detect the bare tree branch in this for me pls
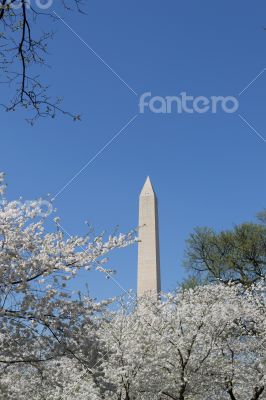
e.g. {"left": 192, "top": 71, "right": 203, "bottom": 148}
{"left": 0, "top": 0, "right": 83, "bottom": 123}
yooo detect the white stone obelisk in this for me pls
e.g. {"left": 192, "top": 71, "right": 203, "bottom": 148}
{"left": 137, "top": 177, "right": 161, "bottom": 297}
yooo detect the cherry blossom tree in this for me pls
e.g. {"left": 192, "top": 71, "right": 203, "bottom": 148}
{"left": 1, "top": 281, "right": 265, "bottom": 399}
{"left": 0, "top": 356, "right": 103, "bottom": 399}
{"left": 96, "top": 283, "right": 266, "bottom": 400}
{"left": 0, "top": 172, "right": 134, "bottom": 378}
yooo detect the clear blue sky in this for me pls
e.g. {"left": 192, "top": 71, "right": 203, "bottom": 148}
{"left": 1, "top": 1, "right": 266, "bottom": 299}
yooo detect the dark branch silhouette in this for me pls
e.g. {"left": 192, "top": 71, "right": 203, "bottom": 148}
{"left": 0, "top": 0, "right": 83, "bottom": 123}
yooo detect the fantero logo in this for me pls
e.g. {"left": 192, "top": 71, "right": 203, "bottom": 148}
{"left": 139, "top": 92, "right": 239, "bottom": 115}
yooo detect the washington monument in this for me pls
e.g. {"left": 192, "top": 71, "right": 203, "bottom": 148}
{"left": 137, "top": 177, "right": 161, "bottom": 297}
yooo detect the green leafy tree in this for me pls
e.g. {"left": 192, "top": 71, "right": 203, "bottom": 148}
{"left": 184, "top": 213, "right": 266, "bottom": 286}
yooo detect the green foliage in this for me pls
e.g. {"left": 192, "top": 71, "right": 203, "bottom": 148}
{"left": 184, "top": 216, "right": 266, "bottom": 286}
